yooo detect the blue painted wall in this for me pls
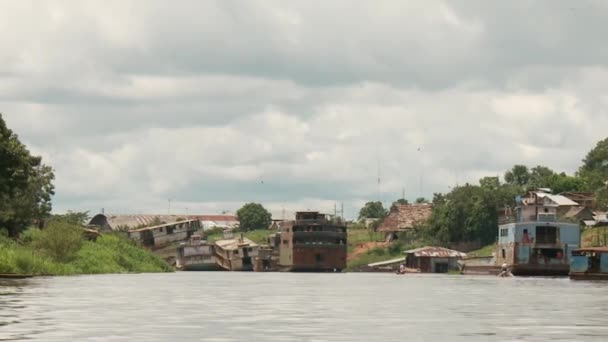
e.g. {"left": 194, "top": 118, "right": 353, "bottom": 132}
{"left": 570, "top": 255, "right": 588, "bottom": 273}
{"left": 498, "top": 222, "right": 580, "bottom": 246}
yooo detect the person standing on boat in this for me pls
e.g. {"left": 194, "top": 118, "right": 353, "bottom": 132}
{"left": 498, "top": 263, "right": 513, "bottom": 277}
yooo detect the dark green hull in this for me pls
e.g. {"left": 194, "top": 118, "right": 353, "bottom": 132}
{"left": 179, "top": 264, "right": 223, "bottom": 272}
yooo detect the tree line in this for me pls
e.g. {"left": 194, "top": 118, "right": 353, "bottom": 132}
{"left": 359, "top": 138, "right": 608, "bottom": 246}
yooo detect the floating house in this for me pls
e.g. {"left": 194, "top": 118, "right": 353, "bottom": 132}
{"left": 176, "top": 235, "right": 221, "bottom": 271}
{"left": 570, "top": 247, "right": 608, "bottom": 280}
{"left": 403, "top": 246, "right": 466, "bottom": 273}
{"left": 279, "top": 211, "right": 347, "bottom": 272}
{"left": 214, "top": 235, "right": 259, "bottom": 271}
{"left": 127, "top": 219, "right": 201, "bottom": 248}
{"left": 495, "top": 190, "right": 581, "bottom": 276}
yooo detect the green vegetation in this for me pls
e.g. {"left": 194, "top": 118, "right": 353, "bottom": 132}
{"left": 582, "top": 226, "right": 608, "bottom": 248}
{"left": 0, "top": 114, "right": 55, "bottom": 237}
{"left": 205, "top": 228, "right": 274, "bottom": 245}
{"left": 358, "top": 201, "right": 387, "bottom": 220}
{"left": 467, "top": 244, "right": 496, "bottom": 258}
{"left": 237, "top": 203, "right": 272, "bottom": 231}
{"left": 0, "top": 220, "right": 171, "bottom": 275}
{"left": 346, "top": 241, "right": 418, "bottom": 271}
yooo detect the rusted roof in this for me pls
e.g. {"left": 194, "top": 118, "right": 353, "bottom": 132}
{"left": 215, "top": 237, "right": 258, "bottom": 250}
{"left": 376, "top": 204, "right": 433, "bottom": 232}
{"left": 128, "top": 219, "right": 199, "bottom": 232}
{"left": 404, "top": 246, "right": 467, "bottom": 258}
{"left": 563, "top": 206, "right": 586, "bottom": 218}
{"left": 190, "top": 215, "right": 239, "bottom": 222}
{"left": 574, "top": 247, "right": 608, "bottom": 253}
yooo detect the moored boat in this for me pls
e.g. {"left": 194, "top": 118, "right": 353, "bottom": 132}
{"left": 569, "top": 247, "right": 608, "bottom": 280}
{"left": 176, "top": 235, "right": 222, "bottom": 271}
{"left": 0, "top": 274, "right": 34, "bottom": 279}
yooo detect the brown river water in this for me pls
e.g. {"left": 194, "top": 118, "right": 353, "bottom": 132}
{"left": 1, "top": 272, "right": 608, "bottom": 341}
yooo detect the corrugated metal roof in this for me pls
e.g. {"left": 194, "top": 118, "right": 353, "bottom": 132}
{"left": 575, "top": 247, "right": 608, "bottom": 253}
{"left": 215, "top": 237, "right": 258, "bottom": 250}
{"left": 128, "top": 219, "right": 199, "bottom": 232}
{"left": 404, "top": 246, "right": 467, "bottom": 258}
{"left": 190, "top": 215, "right": 239, "bottom": 222}
{"left": 545, "top": 194, "right": 579, "bottom": 206}
{"left": 367, "top": 257, "right": 405, "bottom": 267}
{"left": 534, "top": 192, "right": 579, "bottom": 206}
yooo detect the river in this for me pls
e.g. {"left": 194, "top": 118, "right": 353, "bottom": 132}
{"left": 1, "top": 273, "right": 608, "bottom": 341}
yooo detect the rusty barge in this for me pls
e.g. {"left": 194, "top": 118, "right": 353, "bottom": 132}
{"left": 279, "top": 211, "right": 347, "bottom": 272}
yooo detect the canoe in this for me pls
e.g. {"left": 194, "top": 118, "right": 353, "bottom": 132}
{"left": 0, "top": 274, "right": 34, "bottom": 279}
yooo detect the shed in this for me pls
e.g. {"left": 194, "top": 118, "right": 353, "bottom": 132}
{"left": 404, "top": 246, "right": 467, "bottom": 273}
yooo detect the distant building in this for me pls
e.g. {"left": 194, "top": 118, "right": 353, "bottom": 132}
{"left": 376, "top": 204, "right": 433, "bottom": 240}
{"left": 519, "top": 189, "right": 580, "bottom": 221}
{"left": 403, "top": 246, "right": 467, "bottom": 273}
{"left": 128, "top": 219, "right": 201, "bottom": 248}
{"left": 498, "top": 192, "right": 581, "bottom": 276}
{"left": 190, "top": 215, "right": 239, "bottom": 231}
{"left": 89, "top": 214, "right": 189, "bottom": 232}
{"left": 279, "top": 211, "right": 347, "bottom": 272}
{"left": 214, "top": 235, "right": 259, "bottom": 271}
{"left": 560, "top": 192, "right": 596, "bottom": 209}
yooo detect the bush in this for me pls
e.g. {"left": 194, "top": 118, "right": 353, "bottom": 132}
{"left": 70, "top": 234, "right": 171, "bottom": 274}
{"left": 32, "top": 221, "right": 83, "bottom": 262}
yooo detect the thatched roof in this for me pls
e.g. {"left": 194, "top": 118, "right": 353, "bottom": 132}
{"left": 376, "top": 204, "right": 433, "bottom": 232}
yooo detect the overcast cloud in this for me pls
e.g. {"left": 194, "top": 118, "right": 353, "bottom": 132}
{"left": 2, "top": 0, "right": 608, "bottom": 219}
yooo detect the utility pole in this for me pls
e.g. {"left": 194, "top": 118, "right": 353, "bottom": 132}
{"left": 341, "top": 202, "right": 344, "bottom": 221}
{"left": 168, "top": 199, "right": 172, "bottom": 215}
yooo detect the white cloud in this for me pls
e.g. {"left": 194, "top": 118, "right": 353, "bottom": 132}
{"left": 1, "top": 1, "right": 608, "bottom": 218}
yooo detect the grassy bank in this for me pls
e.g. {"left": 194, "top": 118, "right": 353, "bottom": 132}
{"left": 0, "top": 220, "right": 171, "bottom": 276}
{"left": 582, "top": 226, "right": 608, "bottom": 247}
{"left": 467, "top": 244, "right": 496, "bottom": 258}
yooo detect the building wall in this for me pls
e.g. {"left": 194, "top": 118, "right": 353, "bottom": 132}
{"left": 279, "top": 222, "right": 294, "bottom": 267}
{"left": 499, "top": 223, "right": 580, "bottom": 245}
{"left": 292, "top": 246, "right": 347, "bottom": 271}
{"left": 497, "top": 222, "right": 580, "bottom": 266}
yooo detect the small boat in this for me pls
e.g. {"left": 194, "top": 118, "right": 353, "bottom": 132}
{"left": 176, "top": 235, "right": 222, "bottom": 271}
{"left": 569, "top": 247, "right": 608, "bottom": 280}
{"left": 0, "top": 274, "right": 34, "bottom": 279}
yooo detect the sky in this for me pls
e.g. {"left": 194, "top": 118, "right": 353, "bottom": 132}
{"left": 2, "top": 1, "right": 608, "bottom": 220}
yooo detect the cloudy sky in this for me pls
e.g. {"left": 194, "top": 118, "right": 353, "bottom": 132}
{"left": 2, "top": 1, "right": 608, "bottom": 219}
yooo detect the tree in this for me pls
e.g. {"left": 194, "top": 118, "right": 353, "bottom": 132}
{"left": 237, "top": 203, "right": 272, "bottom": 231}
{"left": 0, "top": 114, "right": 55, "bottom": 236}
{"left": 579, "top": 137, "right": 608, "bottom": 190}
{"left": 53, "top": 211, "right": 91, "bottom": 226}
{"left": 504, "top": 165, "right": 530, "bottom": 187}
{"left": 390, "top": 198, "right": 409, "bottom": 212}
{"left": 415, "top": 197, "right": 428, "bottom": 204}
{"left": 358, "top": 201, "right": 387, "bottom": 220}
{"left": 528, "top": 165, "right": 555, "bottom": 189}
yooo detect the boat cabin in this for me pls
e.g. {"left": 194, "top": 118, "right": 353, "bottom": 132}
{"left": 570, "top": 247, "right": 608, "bottom": 280}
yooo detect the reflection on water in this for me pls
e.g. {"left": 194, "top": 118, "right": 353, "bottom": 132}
{"left": 1, "top": 273, "right": 608, "bottom": 341}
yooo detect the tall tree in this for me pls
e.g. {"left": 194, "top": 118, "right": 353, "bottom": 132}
{"left": 579, "top": 138, "right": 608, "bottom": 209}
{"left": 358, "top": 201, "right": 387, "bottom": 220}
{"left": 0, "top": 114, "right": 55, "bottom": 236}
{"left": 504, "top": 165, "right": 530, "bottom": 187}
{"left": 528, "top": 165, "right": 555, "bottom": 190}
{"left": 579, "top": 137, "right": 608, "bottom": 190}
{"left": 237, "top": 203, "right": 272, "bottom": 231}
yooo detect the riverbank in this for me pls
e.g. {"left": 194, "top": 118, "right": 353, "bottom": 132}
{"left": 0, "top": 220, "right": 171, "bottom": 276}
